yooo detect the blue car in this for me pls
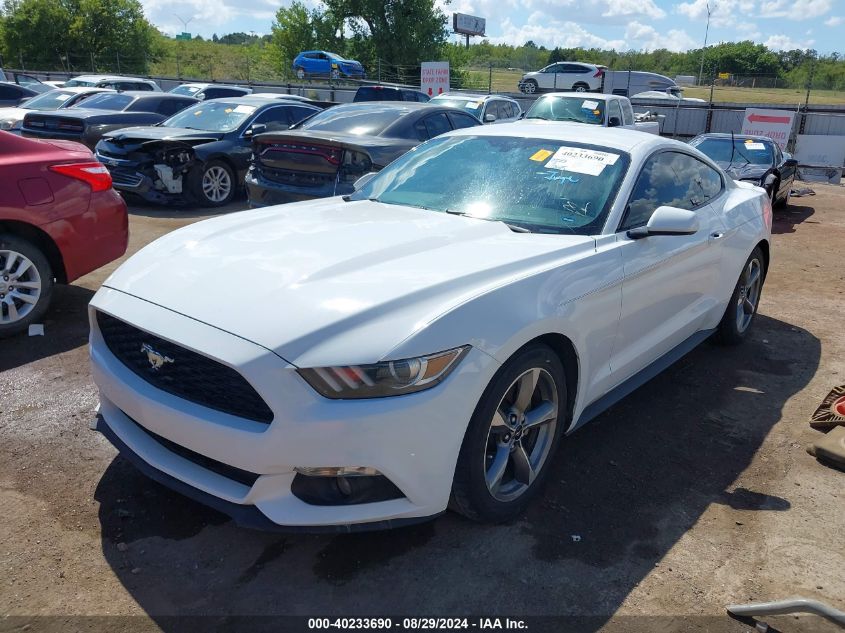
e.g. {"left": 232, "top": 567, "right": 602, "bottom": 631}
{"left": 292, "top": 51, "right": 365, "bottom": 80}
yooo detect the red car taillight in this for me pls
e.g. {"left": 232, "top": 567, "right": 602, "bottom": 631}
{"left": 49, "top": 162, "right": 113, "bottom": 192}
{"left": 594, "top": 68, "right": 605, "bottom": 77}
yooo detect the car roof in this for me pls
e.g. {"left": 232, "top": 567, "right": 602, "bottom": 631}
{"left": 433, "top": 93, "right": 518, "bottom": 102}
{"left": 538, "top": 92, "right": 622, "bottom": 100}
{"left": 694, "top": 133, "right": 775, "bottom": 143}
{"left": 203, "top": 95, "right": 317, "bottom": 107}
{"left": 69, "top": 75, "right": 151, "bottom": 82}
{"left": 328, "top": 101, "right": 432, "bottom": 112}
{"left": 446, "top": 120, "right": 668, "bottom": 153}
{"left": 50, "top": 86, "right": 113, "bottom": 94}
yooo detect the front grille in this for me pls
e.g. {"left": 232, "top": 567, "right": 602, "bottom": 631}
{"left": 128, "top": 415, "right": 260, "bottom": 487}
{"left": 109, "top": 170, "right": 144, "bottom": 189}
{"left": 97, "top": 312, "right": 274, "bottom": 424}
{"left": 258, "top": 166, "right": 335, "bottom": 188}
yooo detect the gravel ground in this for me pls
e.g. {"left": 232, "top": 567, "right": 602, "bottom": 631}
{"left": 1, "top": 188, "right": 843, "bottom": 633}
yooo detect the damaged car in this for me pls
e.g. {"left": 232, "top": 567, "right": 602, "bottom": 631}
{"left": 95, "top": 96, "right": 322, "bottom": 206}
{"left": 689, "top": 133, "right": 796, "bottom": 208}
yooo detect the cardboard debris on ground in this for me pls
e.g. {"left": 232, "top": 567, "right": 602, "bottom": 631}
{"left": 807, "top": 426, "right": 845, "bottom": 472}
{"left": 810, "top": 385, "right": 845, "bottom": 431}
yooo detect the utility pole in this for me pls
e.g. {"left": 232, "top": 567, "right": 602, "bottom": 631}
{"left": 698, "top": 2, "right": 714, "bottom": 86}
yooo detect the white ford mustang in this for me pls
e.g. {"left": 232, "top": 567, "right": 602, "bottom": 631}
{"left": 89, "top": 122, "right": 772, "bottom": 530}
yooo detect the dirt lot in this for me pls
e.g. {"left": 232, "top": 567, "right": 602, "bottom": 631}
{"left": 1, "top": 188, "right": 844, "bottom": 633}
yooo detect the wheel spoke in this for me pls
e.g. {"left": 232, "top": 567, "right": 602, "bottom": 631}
{"left": 491, "top": 408, "right": 510, "bottom": 430}
{"left": 512, "top": 442, "right": 535, "bottom": 486}
{"left": 485, "top": 444, "right": 510, "bottom": 493}
{"left": 743, "top": 297, "right": 755, "bottom": 315}
{"left": 11, "top": 291, "right": 36, "bottom": 305}
{"left": 747, "top": 266, "right": 760, "bottom": 288}
{"left": 523, "top": 400, "right": 557, "bottom": 430}
{"left": 3, "top": 252, "right": 17, "bottom": 274}
{"left": 513, "top": 369, "right": 539, "bottom": 413}
{"left": 14, "top": 280, "right": 40, "bottom": 290}
{"left": 6, "top": 300, "right": 18, "bottom": 322}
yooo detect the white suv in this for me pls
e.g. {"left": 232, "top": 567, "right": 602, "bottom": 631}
{"left": 429, "top": 93, "right": 522, "bottom": 124}
{"left": 518, "top": 62, "right": 604, "bottom": 94}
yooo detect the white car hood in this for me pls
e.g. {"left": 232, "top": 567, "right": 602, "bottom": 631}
{"left": 103, "top": 199, "right": 594, "bottom": 366}
{"left": 0, "top": 106, "right": 27, "bottom": 122}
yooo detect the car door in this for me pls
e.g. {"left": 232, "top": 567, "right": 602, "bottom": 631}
{"left": 0, "top": 84, "right": 26, "bottom": 107}
{"left": 775, "top": 145, "right": 796, "bottom": 200}
{"left": 537, "top": 64, "right": 561, "bottom": 90}
{"left": 414, "top": 112, "right": 452, "bottom": 140}
{"left": 610, "top": 150, "right": 727, "bottom": 382}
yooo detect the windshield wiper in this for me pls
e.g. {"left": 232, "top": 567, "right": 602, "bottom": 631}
{"left": 444, "top": 209, "right": 531, "bottom": 233}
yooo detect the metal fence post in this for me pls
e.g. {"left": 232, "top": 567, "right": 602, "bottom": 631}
{"left": 488, "top": 64, "right": 492, "bottom": 94}
{"left": 90, "top": 52, "right": 95, "bottom": 73}
{"left": 116, "top": 52, "right": 121, "bottom": 74}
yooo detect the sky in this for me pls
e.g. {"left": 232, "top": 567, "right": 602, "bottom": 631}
{"left": 141, "top": 0, "right": 845, "bottom": 55}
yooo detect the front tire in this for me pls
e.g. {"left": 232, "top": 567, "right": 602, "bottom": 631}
{"left": 0, "top": 234, "right": 54, "bottom": 338}
{"left": 450, "top": 344, "right": 567, "bottom": 523}
{"left": 189, "top": 160, "right": 235, "bottom": 207}
{"left": 295, "top": 67, "right": 306, "bottom": 80}
{"left": 715, "top": 246, "right": 766, "bottom": 345}
{"left": 521, "top": 79, "right": 538, "bottom": 94}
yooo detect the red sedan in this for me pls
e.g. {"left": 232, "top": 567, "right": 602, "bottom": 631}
{"left": 0, "top": 131, "right": 128, "bottom": 337}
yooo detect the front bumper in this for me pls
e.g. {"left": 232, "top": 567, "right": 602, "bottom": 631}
{"left": 96, "top": 154, "right": 187, "bottom": 205}
{"left": 89, "top": 287, "right": 498, "bottom": 530}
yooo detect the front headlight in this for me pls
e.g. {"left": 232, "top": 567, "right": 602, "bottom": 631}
{"left": 298, "top": 346, "right": 470, "bottom": 399}
{"left": 0, "top": 119, "right": 20, "bottom": 130}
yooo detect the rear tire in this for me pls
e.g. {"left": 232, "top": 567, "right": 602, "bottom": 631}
{"left": 715, "top": 246, "right": 765, "bottom": 346}
{"left": 573, "top": 82, "right": 589, "bottom": 92}
{"left": 774, "top": 180, "right": 790, "bottom": 209}
{"left": 0, "top": 234, "right": 54, "bottom": 338}
{"left": 450, "top": 344, "right": 567, "bottom": 523}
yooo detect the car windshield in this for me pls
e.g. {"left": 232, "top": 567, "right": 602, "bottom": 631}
{"left": 72, "top": 93, "right": 133, "bottom": 110}
{"left": 296, "top": 105, "right": 408, "bottom": 135}
{"left": 163, "top": 101, "right": 257, "bottom": 132}
{"left": 171, "top": 85, "right": 201, "bottom": 96}
{"left": 525, "top": 96, "right": 605, "bottom": 125}
{"left": 19, "top": 89, "right": 77, "bottom": 111}
{"left": 431, "top": 97, "right": 483, "bottom": 118}
{"left": 693, "top": 138, "right": 774, "bottom": 166}
{"left": 350, "top": 135, "right": 630, "bottom": 235}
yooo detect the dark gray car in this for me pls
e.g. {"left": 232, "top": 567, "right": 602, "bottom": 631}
{"left": 245, "top": 102, "right": 480, "bottom": 206}
{"left": 689, "top": 133, "right": 797, "bottom": 207}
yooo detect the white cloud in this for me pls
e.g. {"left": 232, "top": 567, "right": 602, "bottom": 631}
{"left": 517, "top": 0, "right": 667, "bottom": 24}
{"left": 675, "top": 0, "right": 756, "bottom": 28}
{"left": 625, "top": 20, "right": 698, "bottom": 51}
{"left": 764, "top": 34, "right": 815, "bottom": 50}
{"left": 487, "top": 15, "right": 626, "bottom": 49}
{"left": 824, "top": 15, "right": 843, "bottom": 26}
{"left": 759, "top": 0, "right": 833, "bottom": 19}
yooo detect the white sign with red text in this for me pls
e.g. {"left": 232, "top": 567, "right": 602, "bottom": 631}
{"left": 421, "top": 62, "right": 450, "bottom": 98}
{"left": 740, "top": 108, "right": 796, "bottom": 150}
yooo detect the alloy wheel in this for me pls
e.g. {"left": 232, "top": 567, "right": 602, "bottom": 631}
{"left": 484, "top": 367, "right": 559, "bottom": 502}
{"left": 0, "top": 249, "right": 42, "bottom": 325}
{"left": 202, "top": 165, "right": 232, "bottom": 203}
{"left": 736, "top": 257, "right": 762, "bottom": 333}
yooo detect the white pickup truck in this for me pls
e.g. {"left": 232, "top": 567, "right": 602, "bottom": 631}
{"left": 522, "top": 92, "right": 660, "bottom": 134}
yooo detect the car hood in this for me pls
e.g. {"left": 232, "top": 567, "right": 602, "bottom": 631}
{"left": 102, "top": 198, "right": 595, "bottom": 367}
{"left": 522, "top": 71, "right": 540, "bottom": 79}
{"left": 717, "top": 162, "right": 768, "bottom": 181}
{"left": 0, "top": 106, "right": 28, "bottom": 120}
{"left": 103, "top": 126, "right": 225, "bottom": 144}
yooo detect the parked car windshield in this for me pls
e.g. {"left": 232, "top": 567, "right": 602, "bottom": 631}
{"left": 525, "top": 96, "right": 605, "bottom": 125}
{"left": 430, "top": 97, "right": 484, "bottom": 118}
{"left": 163, "top": 101, "right": 257, "bottom": 132}
{"left": 295, "top": 105, "right": 410, "bottom": 135}
{"left": 19, "top": 89, "right": 77, "bottom": 110}
{"left": 64, "top": 78, "right": 97, "bottom": 87}
{"left": 351, "top": 135, "right": 630, "bottom": 235}
{"left": 170, "top": 85, "right": 202, "bottom": 96}
{"left": 72, "top": 93, "right": 133, "bottom": 110}
{"left": 691, "top": 137, "right": 774, "bottom": 165}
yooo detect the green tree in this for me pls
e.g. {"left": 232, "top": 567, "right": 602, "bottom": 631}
{"left": 271, "top": 1, "right": 316, "bottom": 75}
{"left": 0, "top": 0, "right": 73, "bottom": 68}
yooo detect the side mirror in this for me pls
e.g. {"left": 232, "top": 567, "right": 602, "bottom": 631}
{"left": 244, "top": 123, "right": 267, "bottom": 137}
{"left": 608, "top": 116, "right": 622, "bottom": 127}
{"left": 353, "top": 172, "right": 378, "bottom": 191}
{"left": 518, "top": 111, "right": 526, "bottom": 120}
{"left": 627, "top": 206, "right": 700, "bottom": 239}
{"left": 784, "top": 158, "right": 798, "bottom": 168}
{"left": 484, "top": 113, "right": 497, "bottom": 123}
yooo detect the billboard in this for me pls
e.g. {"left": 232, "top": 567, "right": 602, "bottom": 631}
{"left": 740, "top": 108, "right": 796, "bottom": 150}
{"left": 421, "top": 62, "right": 450, "bottom": 97}
{"left": 453, "top": 13, "right": 486, "bottom": 36}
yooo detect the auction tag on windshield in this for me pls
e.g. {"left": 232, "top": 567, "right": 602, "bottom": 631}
{"left": 745, "top": 141, "right": 766, "bottom": 150}
{"left": 530, "top": 149, "right": 554, "bottom": 162}
{"left": 581, "top": 100, "right": 599, "bottom": 110}
{"left": 546, "top": 146, "right": 620, "bottom": 175}
{"left": 233, "top": 105, "right": 256, "bottom": 114}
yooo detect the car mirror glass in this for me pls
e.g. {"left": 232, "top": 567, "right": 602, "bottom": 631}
{"left": 484, "top": 113, "right": 496, "bottom": 123}
{"left": 629, "top": 206, "right": 700, "bottom": 239}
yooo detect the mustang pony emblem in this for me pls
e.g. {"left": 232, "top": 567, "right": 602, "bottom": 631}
{"left": 140, "top": 343, "right": 174, "bottom": 371}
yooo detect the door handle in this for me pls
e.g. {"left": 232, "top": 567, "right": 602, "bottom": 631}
{"left": 709, "top": 232, "right": 724, "bottom": 240}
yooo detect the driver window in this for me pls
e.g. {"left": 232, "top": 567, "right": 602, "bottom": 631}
{"left": 608, "top": 100, "right": 623, "bottom": 124}
{"left": 621, "top": 151, "right": 723, "bottom": 231}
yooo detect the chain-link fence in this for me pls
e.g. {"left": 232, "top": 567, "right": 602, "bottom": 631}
{"left": 5, "top": 51, "right": 844, "bottom": 106}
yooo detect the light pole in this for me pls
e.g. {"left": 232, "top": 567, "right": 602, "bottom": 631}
{"left": 698, "top": 2, "right": 713, "bottom": 86}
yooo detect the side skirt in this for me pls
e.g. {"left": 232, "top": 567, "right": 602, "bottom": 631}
{"left": 571, "top": 328, "right": 716, "bottom": 432}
